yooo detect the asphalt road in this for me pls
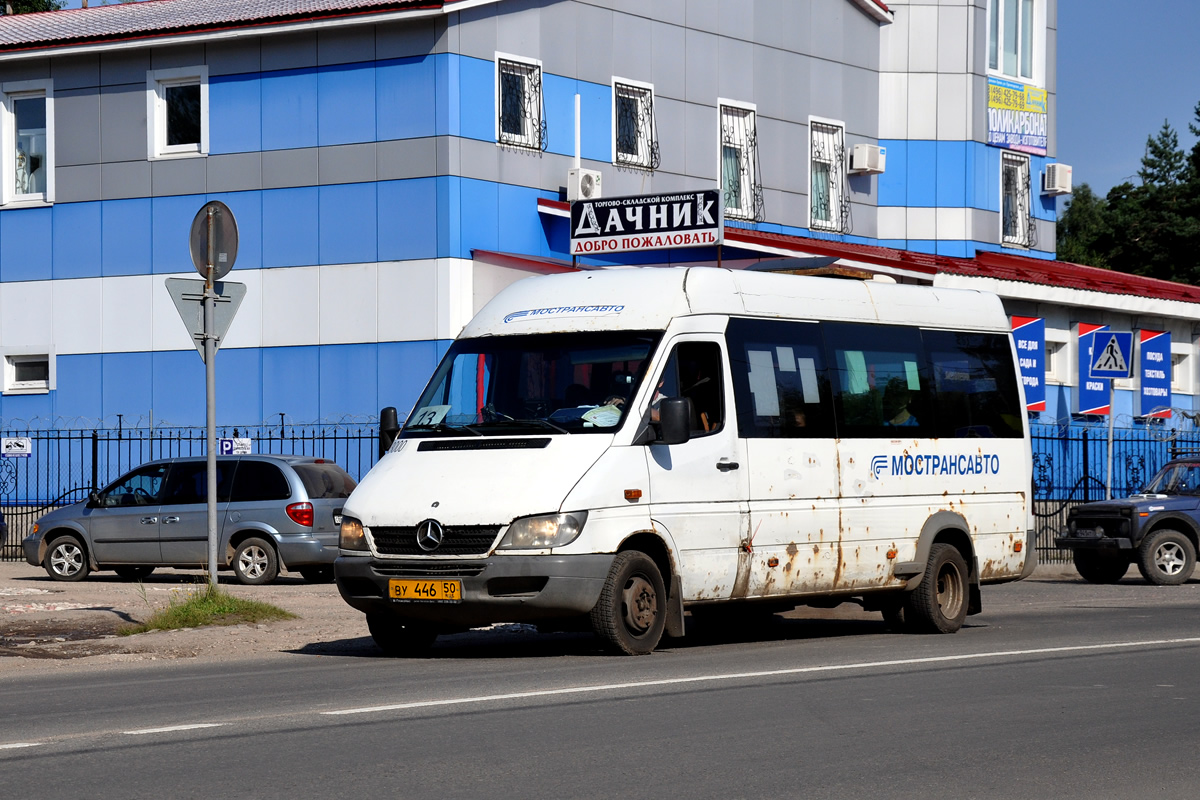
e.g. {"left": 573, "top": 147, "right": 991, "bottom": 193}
{"left": 3, "top": 575, "right": 1200, "bottom": 799}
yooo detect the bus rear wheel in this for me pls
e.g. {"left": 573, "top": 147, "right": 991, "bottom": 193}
{"left": 591, "top": 551, "right": 666, "bottom": 655}
{"left": 904, "top": 544, "right": 969, "bottom": 634}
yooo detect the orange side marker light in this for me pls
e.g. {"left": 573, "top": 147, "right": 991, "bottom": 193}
{"left": 624, "top": 489, "right": 642, "bottom": 501}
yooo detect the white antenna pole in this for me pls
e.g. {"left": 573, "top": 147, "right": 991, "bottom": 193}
{"left": 574, "top": 93, "right": 581, "bottom": 169}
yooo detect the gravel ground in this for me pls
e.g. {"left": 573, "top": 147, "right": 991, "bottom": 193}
{"left": 0, "top": 558, "right": 1083, "bottom": 676}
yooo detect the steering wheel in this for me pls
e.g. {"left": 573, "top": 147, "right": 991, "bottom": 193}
{"left": 134, "top": 487, "right": 152, "bottom": 502}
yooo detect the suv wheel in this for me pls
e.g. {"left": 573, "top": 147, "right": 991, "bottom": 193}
{"left": 232, "top": 537, "right": 279, "bottom": 585}
{"left": 1136, "top": 529, "right": 1197, "bottom": 586}
{"left": 1073, "top": 550, "right": 1130, "bottom": 584}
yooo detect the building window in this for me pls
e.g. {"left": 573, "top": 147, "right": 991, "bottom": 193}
{"left": 1171, "top": 345, "right": 1194, "bottom": 395}
{"left": 719, "top": 100, "right": 762, "bottom": 222}
{"left": 146, "top": 67, "right": 208, "bottom": 159}
{"left": 988, "top": 0, "right": 1035, "bottom": 80}
{"left": 1, "top": 79, "right": 53, "bottom": 205}
{"left": 612, "top": 79, "right": 658, "bottom": 171}
{"left": 496, "top": 55, "right": 545, "bottom": 151}
{"left": 2, "top": 352, "right": 53, "bottom": 395}
{"left": 810, "top": 119, "right": 848, "bottom": 233}
{"left": 1001, "top": 151, "right": 1034, "bottom": 248}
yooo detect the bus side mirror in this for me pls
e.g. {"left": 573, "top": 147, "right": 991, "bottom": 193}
{"left": 657, "top": 398, "right": 692, "bottom": 445}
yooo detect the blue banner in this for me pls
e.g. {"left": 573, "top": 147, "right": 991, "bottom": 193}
{"left": 1011, "top": 316, "right": 1045, "bottom": 412}
{"left": 1139, "top": 330, "right": 1171, "bottom": 417}
{"left": 1076, "top": 323, "right": 1110, "bottom": 415}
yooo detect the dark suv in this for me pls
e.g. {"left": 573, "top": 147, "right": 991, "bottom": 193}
{"left": 22, "top": 455, "right": 356, "bottom": 584}
{"left": 1057, "top": 458, "right": 1200, "bottom": 585}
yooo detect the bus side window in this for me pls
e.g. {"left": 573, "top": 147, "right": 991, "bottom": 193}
{"left": 655, "top": 342, "right": 724, "bottom": 436}
{"left": 823, "top": 322, "right": 932, "bottom": 438}
{"left": 923, "top": 330, "right": 1024, "bottom": 438}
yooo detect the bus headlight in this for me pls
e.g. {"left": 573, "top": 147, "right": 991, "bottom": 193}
{"left": 498, "top": 512, "right": 587, "bottom": 549}
{"left": 340, "top": 517, "right": 369, "bottom": 551}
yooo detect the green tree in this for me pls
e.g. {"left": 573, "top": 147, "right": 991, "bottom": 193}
{"left": 3, "top": 0, "right": 65, "bottom": 13}
{"left": 1056, "top": 183, "right": 1109, "bottom": 268}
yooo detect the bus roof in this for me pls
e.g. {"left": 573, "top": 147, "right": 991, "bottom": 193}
{"left": 461, "top": 267, "right": 1009, "bottom": 338}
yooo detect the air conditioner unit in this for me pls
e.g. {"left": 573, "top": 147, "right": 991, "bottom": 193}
{"left": 568, "top": 168, "right": 602, "bottom": 202}
{"left": 1043, "top": 163, "right": 1073, "bottom": 195}
{"left": 849, "top": 143, "right": 886, "bottom": 174}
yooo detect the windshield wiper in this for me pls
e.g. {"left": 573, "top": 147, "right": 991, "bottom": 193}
{"left": 511, "top": 418, "right": 571, "bottom": 434}
{"left": 405, "top": 422, "right": 483, "bottom": 437}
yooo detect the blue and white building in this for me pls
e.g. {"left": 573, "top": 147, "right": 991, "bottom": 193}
{"left": 0, "top": 0, "right": 1191, "bottom": 434}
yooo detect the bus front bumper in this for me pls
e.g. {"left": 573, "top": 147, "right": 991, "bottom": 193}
{"left": 334, "top": 553, "right": 615, "bottom": 628}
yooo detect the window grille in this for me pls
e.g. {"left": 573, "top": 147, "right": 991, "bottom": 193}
{"left": 498, "top": 58, "right": 546, "bottom": 151}
{"left": 720, "top": 104, "right": 763, "bottom": 222}
{"left": 1001, "top": 151, "right": 1035, "bottom": 248}
{"left": 810, "top": 121, "right": 849, "bottom": 233}
{"left": 614, "top": 82, "right": 658, "bottom": 171}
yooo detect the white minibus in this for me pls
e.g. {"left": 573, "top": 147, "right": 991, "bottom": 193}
{"left": 335, "top": 267, "right": 1035, "bottom": 654}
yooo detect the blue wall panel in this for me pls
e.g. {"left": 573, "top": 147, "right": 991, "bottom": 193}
{"left": 935, "top": 140, "right": 967, "bottom": 208}
{"left": 151, "top": 350, "right": 205, "bottom": 425}
{"left": 262, "top": 187, "right": 319, "bottom": 268}
{"left": 260, "top": 67, "right": 318, "bottom": 151}
{"left": 377, "top": 56, "right": 437, "bottom": 141}
{"left": 318, "top": 343, "right": 378, "bottom": 420}
{"left": 435, "top": 176, "right": 461, "bottom": 259}
{"left": 207, "top": 190, "right": 263, "bottom": 272}
{"left": 378, "top": 339, "right": 446, "bottom": 418}
{"left": 378, "top": 178, "right": 438, "bottom": 261}
{"left": 216, "top": 347, "right": 264, "bottom": 425}
{"left": 458, "top": 55, "right": 495, "bottom": 142}
{"left": 0, "top": 391, "right": 52, "bottom": 425}
{"left": 905, "top": 141, "right": 937, "bottom": 207}
{"left": 434, "top": 52, "right": 457, "bottom": 138}
{"left": 318, "top": 62, "right": 376, "bottom": 147}
{"left": 101, "top": 199, "right": 152, "bottom": 277}
{"left": 209, "top": 73, "right": 262, "bottom": 155}
{"left": 262, "top": 345, "right": 320, "bottom": 424}
{"left": 52, "top": 202, "right": 102, "bottom": 280}
{"left": 101, "top": 352, "right": 153, "bottom": 425}
{"left": 497, "top": 182, "right": 552, "bottom": 257}
{"left": 51, "top": 353, "right": 102, "bottom": 423}
{"left": 877, "top": 140, "right": 906, "bottom": 206}
{"left": 457, "top": 177, "right": 498, "bottom": 257}
{"left": 151, "top": 194, "right": 204, "bottom": 274}
{"left": 1, "top": 207, "right": 51, "bottom": 282}
{"left": 319, "top": 183, "right": 378, "bottom": 265}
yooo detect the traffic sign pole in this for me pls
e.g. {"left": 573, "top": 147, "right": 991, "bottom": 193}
{"left": 1107, "top": 382, "right": 1114, "bottom": 500}
{"left": 205, "top": 205, "right": 219, "bottom": 585}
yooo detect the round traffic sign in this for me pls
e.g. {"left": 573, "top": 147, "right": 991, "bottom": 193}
{"left": 189, "top": 200, "right": 239, "bottom": 280}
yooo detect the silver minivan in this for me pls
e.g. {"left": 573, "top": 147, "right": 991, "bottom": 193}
{"left": 22, "top": 455, "right": 356, "bottom": 584}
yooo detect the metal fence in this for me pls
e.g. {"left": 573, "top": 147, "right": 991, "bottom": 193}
{"left": 1, "top": 425, "right": 378, "bottom": 562}
{"left": 4, "top": 420, "right": 1193, "bottom": 565}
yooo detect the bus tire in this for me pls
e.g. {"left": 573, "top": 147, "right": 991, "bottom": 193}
{"left": 591, "top": 551, "right": 666, "bottom": 655}
{"left": 367, "top": 613, "right": 438, "bottom": 656}
{"left": 1136, "top": 529, "right": 1196, "bottom": 586}
{"left": 904, "top": 543, "right": 968, "bottom": 634}
{"left": 1072, "top": 549, "right": 1129, "bottom": 584}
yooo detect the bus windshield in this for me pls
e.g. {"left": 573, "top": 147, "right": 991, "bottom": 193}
{"left": 403, "top": 331, "right": 661, "bottom": 436}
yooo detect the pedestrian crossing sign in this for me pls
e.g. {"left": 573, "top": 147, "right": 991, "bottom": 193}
{"left": 1089, "top": 330, "right": 1133, "bottom": 379}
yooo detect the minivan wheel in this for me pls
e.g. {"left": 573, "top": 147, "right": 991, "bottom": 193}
{"left": 114, "top": 566, "right": 155, "bottom": 582}
{"left": 367, "top": 613, "right": 438, "bottom": 656}
{"left": 45, "top": 536, "right": 90, "bottom": 582}
{"left": 590, "top": 551, "right": 667, "bottom": 655}
{"left": 1136, "top": 529, "right": 1196, "bottom": 586}
{"left": 904, "top": 543, "right": 969, "bottom": 634}
{"left": 232, "top": 537, "right": 279, "bottom": 585}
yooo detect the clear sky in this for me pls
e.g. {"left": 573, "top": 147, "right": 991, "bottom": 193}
{"left": 1057, "top": 0, "right": 1200, "bottom": 196}
{"left": 54, "top": 0, "right": 1200, "bottom": 199}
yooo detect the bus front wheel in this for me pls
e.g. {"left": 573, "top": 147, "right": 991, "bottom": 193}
{"left": 591, "top": 551, "right": 667, "bottom": 655}
{"left": 904, "top": 544, "right": 969, "bottom": 634}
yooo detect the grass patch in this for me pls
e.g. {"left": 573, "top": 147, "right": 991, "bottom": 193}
{"left": 120, "top": 582, "right": 297, "bottom": 636}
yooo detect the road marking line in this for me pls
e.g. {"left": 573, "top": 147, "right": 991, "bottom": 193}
{"left": 0, "top": 743, "right": 42, "bottom": 750}
{"left": 324, "top": 636, "right": 1200, "bottom": 716}
{"left": 123, "top": 723, "right": 226, "bottom": 736}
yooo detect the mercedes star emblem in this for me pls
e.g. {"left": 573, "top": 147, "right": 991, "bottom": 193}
{"left": 415, "top": 519, "right": 445, "bottom": 552}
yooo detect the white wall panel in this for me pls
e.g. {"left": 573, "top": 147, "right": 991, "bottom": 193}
{"left": 936, "top": 73, "right": 968, "bottom": 140}
{"left": 101, "top": 275, "right": 154, "bottom": 353}
{"left": 878, "top": 72, "right": 908, "bottom": 139}
{"left": 220, "top": 268, "right": 262, "bottom": 350}
{"left": 319, "top": 262, "right": 379, "bottom": 345}
{"left": 877, "top": 206, "right": 907, "bottom": 240}
{"left": 907, "top": 73, "right": 937, "bottom": 139}
{"left": 879, "top": 4, "right": 909, "bottom": 73}
{"left": 261, "top": 266, "right": 319, "bottom": 347}
{"left": 906, "top": 4, "right": 938, "bottom": 73}
{"left": 936, "top": 207, "right": 967, "bottom": 240}
{"left": 2, "top": 281, "right": 54, "bottom": 348}
{"left": 150, "top": 271, "right": 200, "bottom": 353}
{"left": 51, "top": 278, "right": 102, "bottom": 355}
{"left": 378, "top": 259, "right": 438, "bottom": 342}
{"left": 907, "top": 207, "right": 936, "bottom": 240}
